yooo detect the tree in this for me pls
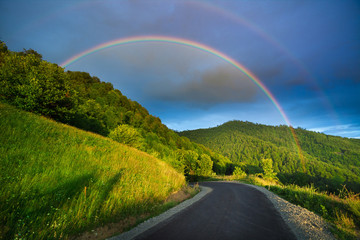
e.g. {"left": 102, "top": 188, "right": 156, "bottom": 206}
{"left": 19, "top": 48, "right": 42, "bottom": 60}
{"left": 197, "top": 154, "right": 213, "bottom": 176}
{"left": 0, "top": 41, "right": 8, "bottom": 53}
{"left": 183, "top": 150, "right": 199, "bottom": 176}
{"left": 261, "top": 158, "right": 277, "bottom": 180}
{"left": 0, "top": 53, "right": 75, "bottom": 121}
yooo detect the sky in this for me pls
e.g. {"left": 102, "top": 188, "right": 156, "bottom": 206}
{"left": 1, "top": 0, "right": 360, "bottom": 138}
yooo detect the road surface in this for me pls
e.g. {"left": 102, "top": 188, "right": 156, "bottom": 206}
{"left": 135, "top": 182, "right": 296, "bottom": 240}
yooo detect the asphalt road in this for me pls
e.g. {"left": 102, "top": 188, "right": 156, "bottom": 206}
{"left": 135, "top": 182, "right": 297, "bottom": 240}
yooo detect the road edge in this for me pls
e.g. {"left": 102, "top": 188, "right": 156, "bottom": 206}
{"left": 107, "top": 186, "right": 212, "bottom": 240}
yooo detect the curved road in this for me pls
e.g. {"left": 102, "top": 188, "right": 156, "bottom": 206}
{"left": 136, "top": 182, "right": 296, "bottom": 240}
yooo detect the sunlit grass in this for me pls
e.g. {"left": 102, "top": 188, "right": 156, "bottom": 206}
{"left": 241, "top": 175, "right": 360, "bottom": 240}
{"left": 0, "top": 103, "right": 185, "bottom": 239}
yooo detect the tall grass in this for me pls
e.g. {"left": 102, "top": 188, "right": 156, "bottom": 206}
{"left": 242, "top": 175, "right": 360, "bottom": 240}
{"left": 0, "top": 103, "right": 185, "bottom": 239}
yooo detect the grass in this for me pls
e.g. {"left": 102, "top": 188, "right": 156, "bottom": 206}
{"left": 236, "top": 175, "right": 360, "bottom": 240}
{"left": 272, "top": 184, "right": 359, "bottom": 239}
{"left": 75, "top": 184, "right": 200, "bottom": 240}
{"left": 0, "top": 103, "right": 186, "bottom": 239}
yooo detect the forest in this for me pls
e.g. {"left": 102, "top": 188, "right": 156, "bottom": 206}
{"left": 180, "top": 120, "right": 360, "bottom": 193}
{"left": 0, "top": 41, "right": 232, "bottom": 179}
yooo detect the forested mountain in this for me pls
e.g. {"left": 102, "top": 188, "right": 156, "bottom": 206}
{"left": 0, "top": 41, "right": 232, "bottom": 177}
{"left": 180, "top": 121, "right": 360, "bottom": 193}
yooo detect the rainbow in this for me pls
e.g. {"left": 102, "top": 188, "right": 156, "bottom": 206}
{"left": 61, "top": 36, "right": 289, "bottom": 124}
{"left": 60, "top": 35, "right": 304, "bottom": 164}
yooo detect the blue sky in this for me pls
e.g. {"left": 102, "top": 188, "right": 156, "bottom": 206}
{"left": 1, "top": 0, "right": 360, "bottom": 138}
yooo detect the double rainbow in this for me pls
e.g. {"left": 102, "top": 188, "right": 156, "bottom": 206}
{"left": 60, "top": 35, "right": 304, "bottom": 165}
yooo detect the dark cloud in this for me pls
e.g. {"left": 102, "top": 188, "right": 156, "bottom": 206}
{"left": 71, "top": 43, "right": 259, "bottom": 106}
{"left": 147, "top": 64, "right": 258, "bottom": 104}
{"left": 248, "top": 60, "right": 286, "bottom": 83}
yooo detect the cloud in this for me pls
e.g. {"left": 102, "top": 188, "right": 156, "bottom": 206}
{"left": 147, "top": 64, "right": 258, "bottom": 105}
{"left": 309, "top": 124, "right": 360, "bottom": 138}
{"left": 87, "top": 43, "right": 259, "bottom": 106}
{"left": 309, "top": 124, "right": 353, "bottom": 133}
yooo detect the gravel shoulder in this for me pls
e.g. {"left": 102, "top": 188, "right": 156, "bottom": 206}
{"left": 242, "top": 183, "right": 336, "bottom": 240}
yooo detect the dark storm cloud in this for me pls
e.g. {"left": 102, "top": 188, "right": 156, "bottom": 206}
{"left": 75, "top": 43, "right": 258, "bottom": 106}
{"left": 147, "top": 64, "right": 258, "bottom": 104}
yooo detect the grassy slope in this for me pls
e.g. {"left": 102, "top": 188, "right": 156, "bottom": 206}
{"left": 0, "top": 103, "right": 185, "bottom": 239}
{"left": 243, "top": 176, "right": 360, "bottom": 239}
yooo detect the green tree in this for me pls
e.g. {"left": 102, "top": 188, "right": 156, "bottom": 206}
{"left": 261, "top": 158, "right": 277, "bottom": 180}
{"left": 0, "top": 53, "right": 75, "bottom": 121}
{"left": 19, "top": 48, "right": 42, "bottom": 60}
{"left": 183, "top": 150, "right": 199, "bottom": 176}
{"left": 197, "top": 154, "right": 213, "bottom": 176}
{"left": 0, "top": 41, "right": 8, "bottom": 53}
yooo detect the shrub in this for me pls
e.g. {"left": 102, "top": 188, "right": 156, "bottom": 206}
{"left": 108, "top": 124, "right": 144, "bottom": 149}
{"left": 233, "top": 166, "right": 246, "bottom": 178}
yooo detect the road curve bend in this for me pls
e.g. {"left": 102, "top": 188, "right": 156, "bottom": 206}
{"left": 136, "top": 182, "right": 296, "bottom": 240}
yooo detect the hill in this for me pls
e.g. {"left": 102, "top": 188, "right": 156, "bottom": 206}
{"left": 0, "top": 103, "right": 186, "bottom": 239}
{"left": 180, "top": 120, "right": 360, "bottom": 193}
{"left": 0, "top": 41, "right": 232, "bottom": 178}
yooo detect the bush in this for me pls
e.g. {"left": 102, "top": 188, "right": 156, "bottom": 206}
{"left": 108, "top": 124, "right": 144, "bottom": 149}
{"left": 233, "top": 166, "right": 246, "bottom": 178}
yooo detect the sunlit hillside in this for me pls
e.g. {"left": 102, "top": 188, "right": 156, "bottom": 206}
{"left": 0, "top": 103, "right": 185, "bottom": 239}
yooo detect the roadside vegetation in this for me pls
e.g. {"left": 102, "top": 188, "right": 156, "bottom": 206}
{"left": 247, "top": 176, "right": 360, "bottom": 240}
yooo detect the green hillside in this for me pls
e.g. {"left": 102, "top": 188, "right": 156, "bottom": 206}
{"left": 180, "top": 121, "right": 360, "bottom": 193}
{"left": 0, "top": 41, "right": 232, "bottom": 178}
{"left": 0, "top": 103, "right": 186, "bottom": 239}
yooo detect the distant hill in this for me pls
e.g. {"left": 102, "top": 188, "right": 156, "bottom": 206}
{"left": 0, "top": 103, "right": 185, "bottom": 239}
{"left": 180, "top": 120, "right": 360, "bottom": 193}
